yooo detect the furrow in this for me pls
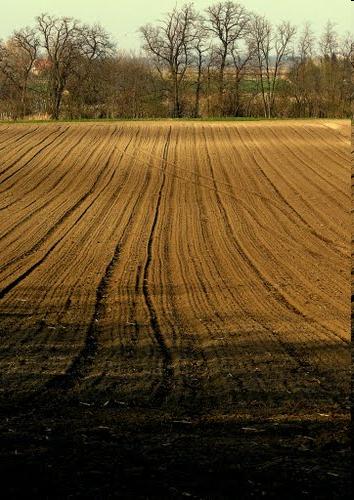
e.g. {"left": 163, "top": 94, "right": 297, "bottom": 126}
{"left": 238, "top": 125, "right": 346, "bottom": 255}
{"left": 142, "top": 126, "right": 173, "bottom": 406}
{"left": 0, "top": 127, "right": 69, "bottom": 189}
{"left": 0, "top": 128, "right": 121, "bottom": 296}
{"left": 0, "top": 126, "right": 93, "bottom": 239}
{"left": 46, "top": 243, "right": 121, "bottom": 391}
{"left": 203, "top": 127, "right": 348, "bottom": 345}
{"left": 0, "top": 126, "right": 40, "bottom": 156}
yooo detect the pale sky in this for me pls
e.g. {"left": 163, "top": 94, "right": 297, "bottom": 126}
{"left": 0, "top": 0, "right": 353, "bottom": 50}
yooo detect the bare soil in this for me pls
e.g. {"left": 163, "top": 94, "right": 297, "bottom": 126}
{"left": 0, "top": 120, "right": 351, "bottom": 498}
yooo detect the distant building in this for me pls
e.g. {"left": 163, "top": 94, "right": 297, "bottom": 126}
{"left": 31, "top": 58, "right": 51, "bottom": 76}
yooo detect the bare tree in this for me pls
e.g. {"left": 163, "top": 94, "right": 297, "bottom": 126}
{"left": 191, "top": 19, "right": 209, "bottom": 117}
{"left": 140, "top": 4, "right": 197, "bottom": 117}
{"left": 230, "top": 38, "right": 255, "bottom": 115}
{"left": 298, "top": 22, "right": 315, "bottom": 62}
{"left": 12, "top": 28, "right": 40, "bottom": 116}
{"left": 205, "top": 1, "right": 250, "bottom": 113}
{"left": 36, "top": 14, "right": 82, "bottom": 119}
{"left": 1, "top": 4, "right": 352, "bottom": 121}
{"left": 317, "top": 22, "right": 349, "bottom": 117}
{"left": 341, "top": 32, "right": 354, "bottom": 68}
{"left": 80, "top": 23, "right": 115, "bottom": 61}
{"left": 319, "top": 21, "right": 338, "bottom": 58}
{"left": 288, "top": 23, "right": 316, "bottom": 116}
{"left": 204, "top": 45, "right": 220, "bottom": 115}
{"left": 0, "top": 29, "right": 39, "bottom": 117}
{"left": 0, "top": 42, "right": 16, "bottom": 85}
{"left": 340, "top": 32, "right": 354, "bottom": 111}
{"left": 69, "top": 23, "right": 115, "bottom": 114}
{"left": 250, "top": 16, "right": 296, "bottom": 117}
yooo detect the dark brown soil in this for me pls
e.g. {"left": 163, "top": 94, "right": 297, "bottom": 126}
{"left": 0, "top": 121, "right": 350, "bottom": 498}
{"left": 0, "top": 391, "right": 351, "bottom": 499}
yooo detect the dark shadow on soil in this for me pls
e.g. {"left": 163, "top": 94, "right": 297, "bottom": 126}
{"left": 0, "top": 395, "right": 351, "bottom": 499}
{"left": 0, "top": 331, "right": 350, "bottom": 498}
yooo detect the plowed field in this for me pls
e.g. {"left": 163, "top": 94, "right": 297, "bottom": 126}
{"left": 0, "top": 120, "right": 351, "bottom": 498}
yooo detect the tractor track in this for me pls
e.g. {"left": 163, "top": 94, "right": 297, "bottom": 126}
{"left": 141, "top": 126, "right": 173, "bottom": 406}
{"left": 0, "top": 120, "right": 349, "bottom": 415}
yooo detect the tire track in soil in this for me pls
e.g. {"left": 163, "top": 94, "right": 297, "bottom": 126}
{"left": 41, "top": 130, "right": 142, "bottom": 392}
{"left": 114, "top": 134, "right": 345, "bottom": 257}
{"left": 0, "top": 122, "right": 348, "bottom": 414}
{"left": 0, "top": 128, "right": 145, "bottom": 402}
{"left": 142, "top": 126, "right": 173, "bottom": 407}
{"left": 106, "top": 134, "right": 162, "bottom": 364}
{"left": 109, "top": 128, "right": 347, "bottom": 342}
{"left": 46, "top": 244, "right": 121, "bottom": 391}
{"left": 67, "top": 133, "right": 161, "bottom": 393}
{"left": 0, "top": 128, "right": 121, "bottom": 343}
{"left": 112, "top": 128, "right": 347, "bottom": 344}
{"left": 154, "top": 127, "right": 211, "bottom": 411}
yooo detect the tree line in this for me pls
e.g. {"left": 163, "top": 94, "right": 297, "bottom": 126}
{"left": 0, "top": 2, "right": 352, "bottom": 120}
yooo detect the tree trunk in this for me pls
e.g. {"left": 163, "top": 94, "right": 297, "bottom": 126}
{"left": 233, "top": 76, "right": 241, "bottom": 116}
{"left": 218, "top": 47, "right": 227, "bottom": 115}
{"left": 20, "top": 75, "right": 29, "bottom": 119}
{"left": 218, "top": 63, "right": 225, "bottom": 115}
{"left": 172, "top": 74, "right": 180, "bottom": 118}
{"left": 194, "top": 58, "right": 202, "bottom": 118}
{"left": 52, "top": 86, "right": 62, "bottom": 120}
